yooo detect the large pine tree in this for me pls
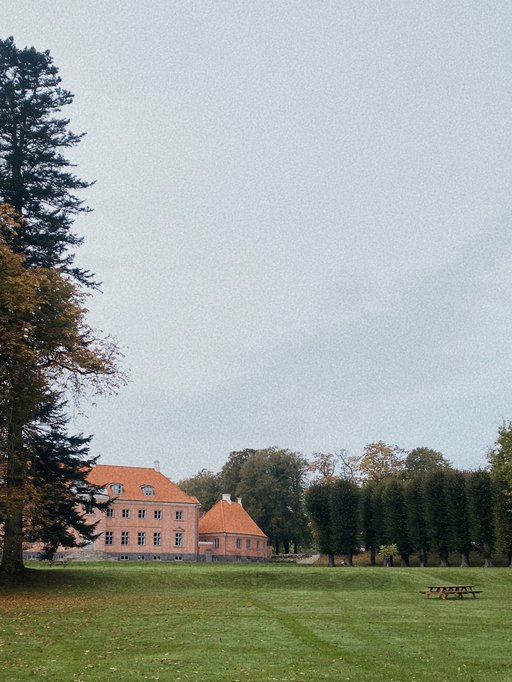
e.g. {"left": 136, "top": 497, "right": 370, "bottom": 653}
{"left": 0, "top": 36, "right": 121, "bottom": 574}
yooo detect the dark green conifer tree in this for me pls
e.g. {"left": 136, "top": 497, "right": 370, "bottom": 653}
{"left": 360, "top": 480, "right": 381, "bottom": 565}
{"left": 0, "top": 38, "right": 122, "bottom": 573}
{"left": 466, "top": 469, "right": 494, "bottom": 567}
{"left": 404, "top": 477, "right": 429, "bottom": 566}
{"left": 423, "top": 470, "right": 451, "bottom": 566}
{"left": 381, "top": 478, "right": 413, "bottom": 566}
{"left": 491, "top": 475, "right": 512, "bottom": 567}
{"left": 306, "top": 481, "right": 335, "bottom": 567}
{"left": 444, "top": 469, "right": 471, "bottom": 567}
{"left": 329, "top": 478, "right": 360, "bottom": 566}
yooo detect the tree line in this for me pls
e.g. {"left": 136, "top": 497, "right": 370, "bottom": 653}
{"left": 181, "top": 440, "right": 512, "bottom": 567}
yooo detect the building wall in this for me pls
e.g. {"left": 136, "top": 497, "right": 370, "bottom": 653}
{"left": 198, "top": 533, "right": 268, "bottom": 561}
{"left": 87, "top": 499, "right": 199, "bottom": 560}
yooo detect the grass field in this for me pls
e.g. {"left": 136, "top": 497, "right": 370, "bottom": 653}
{"left": 1, "top": 562, "right": 511, "bottom": 681}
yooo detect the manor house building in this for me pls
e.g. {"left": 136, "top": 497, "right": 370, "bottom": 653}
{"left": 33, "top": 463, "right": 269, "bottom": 562}
{"left": 85, "top": 463, "right": 200, "bottom": 561}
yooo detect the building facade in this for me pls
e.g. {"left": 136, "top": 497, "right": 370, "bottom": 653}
{"left": 84, "top": 463, "right": 200, "bottom": 561}
{"left": 198, "top": 494, "right": 269, "bottom": 561}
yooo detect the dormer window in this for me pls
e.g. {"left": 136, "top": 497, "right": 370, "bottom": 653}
{"left": 111, "top": 483, "right": 123, "bottom": 495}
{"left": 141, "top": 485, "right": 155, "bottom": 496}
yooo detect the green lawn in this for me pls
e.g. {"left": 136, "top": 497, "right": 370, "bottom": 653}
{"left": 0, "top": 562, "right": 511, "bottom": 681}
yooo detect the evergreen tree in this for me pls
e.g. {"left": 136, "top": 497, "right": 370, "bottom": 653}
{"left": 0, "top": 36, "right": 92, "bottom": 282}
{"left": 360, "top": 480, "right": 381, "bottom": 565}
{"left": 444, "top": 469, "right": 471, "bottom": 567}
{"left": 0, "top": 37, "right": 123, "bottom": 574}
{"left": 491, "top": 475, "right": 512, "bottom": 567}
{"left": 381, "top": 478, "right": 413, "bottom": 566}
{"left": 23, "top": 395, "right": 109, "bottom": 560}
{"left": 466, "top": 469, "right": 494, "bottom": 567}
{"left": 404, "top": 477, "right": 429, "bottom": 566}
{"left": 305, "top": 480, "right": 335, "bottom": 567}
{"left": 329, "top": 478, "right": 360, "bottom": 566}
{"left": 423, "top": 470, "right": 451, "bottom": 566}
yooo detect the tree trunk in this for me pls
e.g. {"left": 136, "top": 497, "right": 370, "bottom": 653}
{"left": 369, "top": 547, "right": 377, "bottom": 566}
{"left": 283, "top": 539, "right": 290, "bottom": 554}
{"left": 460, "top": 552, "right": 470, "bottom": 568}
{"left": 439, "top": 550, "right": 449, "bottom": 567}
{"left": 419, "top": 548, "right": 427, "bottom": 567}
{"left": 482, "top": 542, "right": 493, "bottom": 568}
{"left": 327, "top": 553, "right": 335, "bottom": 567}
{"left": 400, "top": 555, "right": 410, "bottom": 567}
{"left": 0, "top": 417, "right": 25, "bottom": 575}
{"left": 343, "top": 554, "right": 353, "bottom": 566}
{"left": 508, "top": 549, "right": 512, "bottom": 568}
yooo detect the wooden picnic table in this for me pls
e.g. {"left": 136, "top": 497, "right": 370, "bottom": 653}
{"left": 421, "top": 585, "right": 481, "bottom": 599}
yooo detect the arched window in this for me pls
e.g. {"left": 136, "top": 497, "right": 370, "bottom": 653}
{"left": 141, "top": 484, "right": 155, "bottom": 496}
{"left": 111, "top": 483, "right": 123, "bottom": 495}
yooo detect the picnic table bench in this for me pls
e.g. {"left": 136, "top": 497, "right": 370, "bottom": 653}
{"left": 420, "top": 585, "right": 481, "bottom": 599}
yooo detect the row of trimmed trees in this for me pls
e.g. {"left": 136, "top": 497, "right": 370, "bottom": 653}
{"left": 306, "top": 468, "right": 512, "bottom": 567}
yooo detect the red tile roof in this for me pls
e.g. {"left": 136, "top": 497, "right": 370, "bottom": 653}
{"left": 199, "top": 499, "right": 267, "bottom": 538}
{"left": 87, "top": 465, "right": 199, "bottom": 504}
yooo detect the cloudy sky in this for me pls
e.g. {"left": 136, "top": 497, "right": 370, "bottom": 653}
{"left": 4, "top": 1, "right": 512, "bottom": 479}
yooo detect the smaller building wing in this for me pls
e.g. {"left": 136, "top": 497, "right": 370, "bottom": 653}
{"left": 199, "top": 498, "right": 267, "bottom": 538}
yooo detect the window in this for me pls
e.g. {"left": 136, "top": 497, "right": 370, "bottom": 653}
{"left": 236, "top": 538, "right": 242, "bottom": 549}
{"left": 119, "top": 555, "right": 129, "bottom": 560}
{"left": 256, "top": 540, "right": 260, "bottom": 549}
{"left": 137, "top": 555, "right": 145, "bottom": 561}
{"left": 106, "top": 508, "right": 115, "bottom": 518}
{"left": 121, "top": 531, "right": 129, "bottom": 545}
{"left": 175, "top": 532, "right": 183, "bottom": 547}
{"left": 141, "top": 485, "right": 154, "bottom": 496}
{"left": 175, "top": 510, "right": 183, "bottom": 520}
{"left": 111, "top": 483, "right": 123, "bottom": 495}
{"left": 84, "top": 502, "right": 94, "bottom": 515}
{"left": 122, "top": 509, "right": 130, "bottom": 518}
{"left": 138, "top": 509, "right": 146, "bottom": 519}
{"left": 137, "top": 532, "right": 146, "bottom": 546}
{"left": 153, "top": 532, "right": 161, "bottom": 546}
{"left": 213, "top": 538, "right": 220, "bottom": 549}
{"left": 154, "top": 510, "right": 162, "bottom": 519}
{"left": 246, "top": 539, "right": 251, "bottom": 549}
{"left": 175, "top": 555, "right": 183, "bottom": 561}
{"left": 152, "top": 555, "right": 161, "bottom": 561}
{"left": 105, "top": 532, "right": 113, "bottom": 545}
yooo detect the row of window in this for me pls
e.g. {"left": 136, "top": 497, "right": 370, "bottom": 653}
{"left": 118, "top": 555, "right": 183, "bottom": 561}
{"left": 105, "top": 531, "right": 183, "bottom": 547}
{"left": 211, "top": 538, "right": 260, "bottom": 549}
{"left": 106, "top": 508, "right": 183, "bottom": 520}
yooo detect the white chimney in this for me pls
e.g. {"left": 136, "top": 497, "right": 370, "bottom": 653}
{"left": 237, "top": 497, "right": 243, "bottom": 507}
{"left": 222, "top": 493, "right": 231, "bottom": 503}
{"left": 154, "top": 460, "right": 160, "bottom": 472}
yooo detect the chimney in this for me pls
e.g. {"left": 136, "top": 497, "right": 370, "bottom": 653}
{"left": 154, "top": 460, "right": 160, "bottom": 472}
{"left": 222, "top": 493, "right": 231, "bottom": 503}
{"left": 237, "top": 497, "right": 243, "bottom": 507}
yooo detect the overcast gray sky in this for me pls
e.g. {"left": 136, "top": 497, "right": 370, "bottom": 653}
{"left": 4, "top": 1, "right": 512, "bottom": 479}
